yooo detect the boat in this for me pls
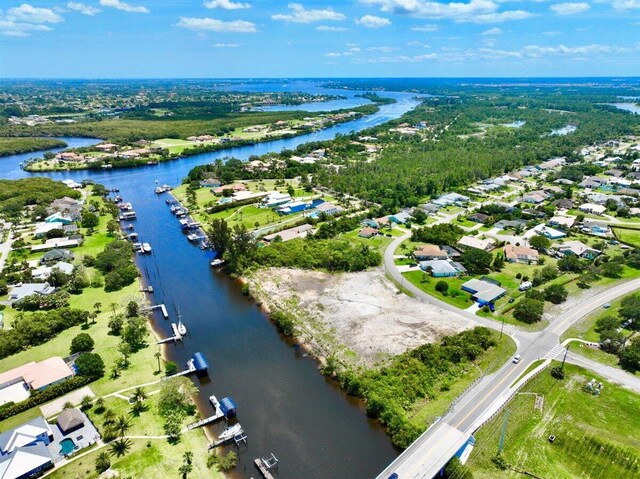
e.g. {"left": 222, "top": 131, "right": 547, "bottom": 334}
{"left": 155, "top": 186, "right": 165, "bottom": 194}
{"left": 218, "top": 423, "right": 243, "bottom": 442}
{"left": 209, "top": 395, "right": 221, "bottom": 409}
{"left": 127, "top": 224, "right": 134, "bottom": 230}
{"left": 142, "top": 243, "right": 152, "bottom": 254}
{"left": 127, "top": 232, "right": 139, "bottom": 241}
{"left": 187, "top": 233, "right": 199, "bottom": 242}
{"left": 132, "top": 242, "right": 143, "bottom": 251}
{"left": 162, "top": 184, "right": 171, "bottom": 191}
{"left": 179, "top": 219, "right": 189, "bottom": 229}
{"left": 177, "top": 317, "right": 187, "bottom": 336}
{"left": 210, "top": 258, "right": 225, "bottom": 268}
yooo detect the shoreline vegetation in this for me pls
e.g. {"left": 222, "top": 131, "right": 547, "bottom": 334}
{"left": 18, "top": 103, "right": 380, "bottom": 172}
{"left": 0, "top": 137, "right": 67, "bottom": 157}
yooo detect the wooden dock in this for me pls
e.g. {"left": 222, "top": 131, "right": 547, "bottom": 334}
{"left": 186, "top": 410, "right": 224, "bottom": 430}
{"left": 156, "top": 323, "right": 183, "bottom": 344}
{"left": 254, "top": 457, "right": 276, "bottom": 479}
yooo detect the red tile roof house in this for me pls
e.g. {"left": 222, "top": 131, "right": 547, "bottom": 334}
{"left": 504, "top": 244, "right": 539, "bottom": 264}
{"left": 358, "top": 227, "right": 378, "bottom": 238}
{"left": 414, "top": 245, "right": 448, "bottom": 261}
{"left": 212, "top": 184, "right": 247, "bottom": 195}
{"left": 0, "top": 357, "right": 74, "bottom": 393}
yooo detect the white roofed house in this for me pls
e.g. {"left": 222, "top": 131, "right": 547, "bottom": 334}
{"left": 8, "top": 282, "right": 55, "bottom": 303}
{"left": 458, "top": 235, "right": 496, "bottom": 252}
{"left": 578, "top": 203, "right": 606, "bottom": 215}
{"left": 504, "top": 245, "right": 539, "bottom": 264}
{"left": 0, "top": 417, "right": 54, "bottom": 479}
{"left": 555, "top": 240, "right": 601, "bottom": 260}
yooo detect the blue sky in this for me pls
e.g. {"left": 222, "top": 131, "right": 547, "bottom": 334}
{"left": 0, "top": 0, "right": 638, "bottom": 77}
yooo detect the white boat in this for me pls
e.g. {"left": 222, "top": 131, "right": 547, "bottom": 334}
{"left": 187, "top": 233, "right": 199, "bottom": 242}
{"left": 177, "top": 320, "right": 187, "bottom": 336}
{"left": 209, "top": 395, "right": 220, "bottom": 409}
{"left": 142, "top": 243, "right": 152, "bottom": 253}
{"left": 210, "top": 259, "right": 225, "bottom": 268}
{"left": 127, "top": 224, "right": 134, "bottom": 230}
{"left": 218, "top": 423, "right": 243, "bottom": 441}
{"left": 155, "top": 186, "right": 165, "bottom": 194}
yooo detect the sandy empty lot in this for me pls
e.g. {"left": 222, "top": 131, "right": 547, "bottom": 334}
{"left": 252, "top": 267, "right": 474, "bottom": 367}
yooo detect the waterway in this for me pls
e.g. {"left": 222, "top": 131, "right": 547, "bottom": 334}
{"left": 0, "top": 86, "right": 421, "bottom": 479}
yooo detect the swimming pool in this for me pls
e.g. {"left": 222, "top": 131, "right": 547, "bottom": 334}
{"left": 59, "top": 438, "right": 76, "bottom": 455}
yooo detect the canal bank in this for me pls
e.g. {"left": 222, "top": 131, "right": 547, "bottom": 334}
{"left": 0, "top": 88, "right": 420, "bottom": 479}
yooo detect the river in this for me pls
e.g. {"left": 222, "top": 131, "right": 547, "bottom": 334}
{"left": 0, "top": 85, "right": 421, "bottom": 479}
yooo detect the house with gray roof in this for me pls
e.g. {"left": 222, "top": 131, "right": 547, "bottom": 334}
{"left": 8, "top": 283, "right": 55, "bottom": 303}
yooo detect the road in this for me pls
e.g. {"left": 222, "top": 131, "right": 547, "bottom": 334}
{"left": 376, "top": 232, "right": 640, "bottom": 479}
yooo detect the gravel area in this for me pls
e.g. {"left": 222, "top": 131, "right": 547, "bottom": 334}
{"left": 252, "top": 267, "right": 474, "bottom": 367}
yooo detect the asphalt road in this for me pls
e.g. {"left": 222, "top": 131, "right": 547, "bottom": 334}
{"left": 376, "top": 232, "right": 640, "bottom": 479}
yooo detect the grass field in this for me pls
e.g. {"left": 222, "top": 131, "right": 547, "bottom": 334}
{"left": 613, "top": 226, "right": 640, "bottom": 248}
{"left": 467, "top": 363, "right": 640, "bottom": 479}
{"left": 402, "top": 270, "right": 473, "bottom": 309}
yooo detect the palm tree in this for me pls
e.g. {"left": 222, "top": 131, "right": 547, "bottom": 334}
{"left": 103, "top": 409, "right": 116, "bottom": 427}
{"left": 94, "top": 397, "right": 105, "bottom": 412}
{"left": 154, "top": 351, "right": 162, "bottom": 372}
{"left": 109, "top": 438, "right": 132, "bottom": 457}
{"left": 179, "top": 451, "right": 194, "bottom": 478}
{"left": 62, "top": 401, "right": 74, "bottom": 410}
{"left": 131, "top": 387, "right": 147, "bottom": 402}
{"left": 110, "top": 302, "right": 118, "bottom": 318}
{"left": 114, "top": 415, "right": 131, "bottom": 438}
{"left": 95, "top": 451, "right": 111, "bottom": 473}
{"left": 94, "top": 302, "right": 102, "bottom": 313}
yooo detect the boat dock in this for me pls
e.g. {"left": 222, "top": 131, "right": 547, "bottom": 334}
{"left": 156, "top": 322, "right": 183, "bottom": 344}
{"left": 140, "top": 285, "right": 154, "bottom": 293}
{"left": 208, "top": 426, "right": 247, "bottom": 449}
{"left": 146, "top": 303, "right": 168, "bottom": 318}
{"left": 254, "top": 454, "right": 278, "bottom": 479}
{"left": 186, "top": 411, "right": 224, "bottom": 430}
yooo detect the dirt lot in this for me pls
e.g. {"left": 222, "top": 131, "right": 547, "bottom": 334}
{"left": 251, "top": 267, "right": 474, "bottom": 368}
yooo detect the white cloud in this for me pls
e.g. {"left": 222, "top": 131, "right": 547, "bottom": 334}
{"left": 356, "top": 15, "right": 391, "bottom": 27}
{"left": 99, "top": 0, "right": 149, "bottom": 13}
{"left": 482, "top": 27, "right": 503, "bottom": 35}
{"left": 176, "top": 17, "right": 257, "bottom": 32}
{"left": 469, "top": 10, "right": 535, "bottom": 23}
{"left": 361, "top": 0, "right": 534, "bottom": 23}
{"left": 0, "top": 18, "right": 52, "bottom": 37}
{"left": 204, "top": 0, "right": 251, "bottom": 10}
{"left": 272, "top": 3, "right": 346, "bottom": 23}
{"left": 597, "top": 0, "right": 640, "bottom": 10}
{"left": 67, "top": 2, "right": 101, "bottom": 16}
{"left": 543, "top": 30, "right": 563, "bottom": 35}
{"left": 324, "top": 52, "right": 342, "bottom": 57}
{"left": 213, "top": 42, "right": 244, "bottom": 47}
{"left": 316, "top": 25, "right": 347, "bottom": 31}
{"left": 366, "top": 45, "right": 398, "bottom": 52}
{"left": 411, "top": 24, "right": 439, "bottom": 31}
{"left": 550, "top": 2, "right": 591, "bottom": 14}
{"left": 6, "top": 4, "right": 63, "bottom": 23}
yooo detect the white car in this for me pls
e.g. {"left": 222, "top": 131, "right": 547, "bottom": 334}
{"left": 512, "top": 355, "right": 521, "bottom": 364}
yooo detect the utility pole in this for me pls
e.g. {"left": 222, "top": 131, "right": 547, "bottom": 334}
{"left": 499, "top": 315, "right": 505, "bottom": 341}
{"left": 561, "top": 343, "right": 570, "bottom": 371}
{"left": 498, "top": 409, "right": 510, "bottom": 453}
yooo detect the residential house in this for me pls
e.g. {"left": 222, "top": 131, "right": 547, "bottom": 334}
{"left": 200, "top": 178, "right": 222, "bottom": 188}
{"left": 556, "top": 240, "right": 601, "bottom": 259}
{"left": 0, "top": 417, "right": 54, "bottom": 479}
{"left": 375, "top": 216, "right": 391, "bottom": 228}
{"left": 0, "top": 357, "right": 73, "bottom": 394}
{"left": 530, "top": 224, "right": 566, "bottom": 240}
{"left": 93, "top": 143, "right": 118, "bottom": 152}
{"left": 419, "top": 260, "right": 465, "bottom": 277}
{"left": 504, "top": 245, "right": 539, "bottom": 264}
{"left": 44, "top": 212, "right": 74, "bottom": 225}
{"left": 578, "top": 203, "right": 607, "bottom": 215}
{"left": 548, "top": 215, "right": 576, "bottom": 229}
{"left": 494, "top": 219, "right": 527, "bottom": 230}
{"left": 538, "top": 157, "right": 566, "bottom": 169}
{"left": 432, "top": 193, "right": 470, "bottom": 207}
{"left": 468, "top": 212, "right": 490, "bottom": 224}
{"left": 47, "top": 197, "right": 82, "bottom": 218}
{"left": 316, "top": 202, "right": 341, "bottom": 215}
{"left": 441, "top": 245, "right": 462, "bottom": 258}
{"left": 458, "top": 236, "right": 495, "bottom": 251}
{"left": 522, "top": 192, "right": 547, "bottom": 204}
{"left": 33, "top": 222, "right": 64, "bottom": 238}
{"left": 56, "top": 409, "right": 85, "bottom": 435}
{"left": 261, "top": 192, "right": 291, "bottom": 208}
{"left": 358, "top": 227, "right": 378, "bottom": 238}
{"left": 552, "top": 198, "right": 574, "bottom": 210}
{"left": 263, "top": 224, "right": 313, "bottom": 243}
{"left": 461, "top": 278, "right": 506, "bottom": 305}
{"left": 8, "top": 283, "right": 55, "bottom": 302}
{"left": 30, "top": 238, "right": 81, "bottom": 253}
{"left": 31, "top": 262, "right": 74, "bottom": 281}
{"left": 277, "top": 201, "right": 307, "bottom": 215}
{"left": 389, "top": 211, "right": 412, "bottom": 224}
{"left": 582, "top": 220, "right": 610, "bottom": 236}
{"left": 361, "top": 218, "right": 378, "bottom": 229}
{"left": 553, "top": 178, "right": 574, "bottom": 186}
{"left": 213, "top": 184, "right": 247, "bottom": 196}
{"left": 414, "top": 245, "right": 448, "bottom": 261}
{"left": 39, "top": 249, "right": 74, "bottom": 265}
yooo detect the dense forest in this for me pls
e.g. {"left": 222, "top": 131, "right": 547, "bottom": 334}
{"left": 0, "top": 177, "right": 81, "bottom": 217}
{"left": 0, "top": 137, "right": 66, "bottom": 157}
{"left": 311, "top": 95, "right": 640, "bottom": 211}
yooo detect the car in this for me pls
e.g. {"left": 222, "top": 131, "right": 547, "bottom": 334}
{"left": 512, "top": 355, "right": 521, "bottom": 364}
{"left": 603, "top": 303, "right": 611, "bottom": 309}
{"left": 508, "top": 298, "right": 515, "bottom": 303}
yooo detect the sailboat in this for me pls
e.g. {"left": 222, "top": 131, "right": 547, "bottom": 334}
{"left": 177, "top": 310, "right": 187, "bottom": 336}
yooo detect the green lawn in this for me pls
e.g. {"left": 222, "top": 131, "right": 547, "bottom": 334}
{"left": 402, "top": 270, "right": 473, "bottom": 309}
{"left": 613, "top": 227, "right": 640, "bottom": 248}
{"left": 467, "top": 363, "right": 640, "bottom": 479}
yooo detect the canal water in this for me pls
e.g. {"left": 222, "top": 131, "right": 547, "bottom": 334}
{"left": 0, "top": 86, "right": 420, "bottom": 479}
